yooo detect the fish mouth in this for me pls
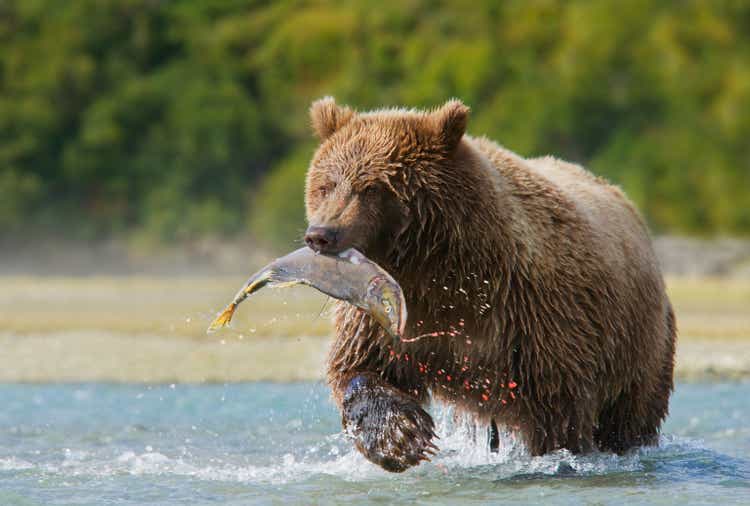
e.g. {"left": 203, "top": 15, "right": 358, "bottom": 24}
{"left": 397, "top": 292, "right": 407, "bottom": 336}
{"left": 366, "top": 276, "right": 407, "bottom": 340}
{"left": 370, "top": 306, "right": 399, "bottom": 340}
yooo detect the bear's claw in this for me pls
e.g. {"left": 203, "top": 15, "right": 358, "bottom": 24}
{"left": 342, "top": 375, "right": 438, "bottom": 472}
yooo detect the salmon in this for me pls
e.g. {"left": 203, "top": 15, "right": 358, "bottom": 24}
{"left": 207, "top": 247, "right": 407, "bottom": 339}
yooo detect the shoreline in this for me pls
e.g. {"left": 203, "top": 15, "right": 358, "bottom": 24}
{"left": 0, "top": 331, "right": 747, "bottom": 384}
{"left": 1, "top": 274, "right": 747, "bottom": 384}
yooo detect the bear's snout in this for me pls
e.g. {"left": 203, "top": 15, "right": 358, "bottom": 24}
{"left": 304, "top": 225, "right": 340, "bottom": 254}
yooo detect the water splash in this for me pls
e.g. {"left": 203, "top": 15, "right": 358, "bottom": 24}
{"left": 1, "top": 382, "right": 747, "bottom": 505}
{"left": 4, "top": 403, "right": 659, "bottom": 485}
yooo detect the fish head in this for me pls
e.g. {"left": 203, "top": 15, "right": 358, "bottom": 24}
{"left": 364, "top": 275, "right": 407, "bottom": 340}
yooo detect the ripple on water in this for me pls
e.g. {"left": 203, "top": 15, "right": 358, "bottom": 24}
{"left": 0, "top": 382, "right": 747, "bottom": 505}
{"left": 0, "top": 413, "right": 739, "bottom": 485}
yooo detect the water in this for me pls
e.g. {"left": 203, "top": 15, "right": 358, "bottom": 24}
{"left": 0, "top": 382, "right": 747, "bottom": 505}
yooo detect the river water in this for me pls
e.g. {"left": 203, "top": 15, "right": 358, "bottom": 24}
{"left": 0, "top": 381, "right": 747, "bottom": 505}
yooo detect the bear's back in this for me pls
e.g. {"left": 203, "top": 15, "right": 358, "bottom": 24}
{"left": 469, "top": 136, "right": 661, "bottom": 290}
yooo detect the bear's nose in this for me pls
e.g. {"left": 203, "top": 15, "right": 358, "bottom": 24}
{"left": 304, "top": 226, "right": 339, "bottom": 253}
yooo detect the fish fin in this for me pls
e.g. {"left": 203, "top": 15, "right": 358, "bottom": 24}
{"left": 268, "top": 280, "right": 302, "bottom": 290}
{"left": 236, "top": 271, "right": 274, "bottom": 299}
{"left": 206, "top": 304, "right": 236, "bottom": 333}
{"left": 316, "top": 296, "right": 332, "bottom": 321}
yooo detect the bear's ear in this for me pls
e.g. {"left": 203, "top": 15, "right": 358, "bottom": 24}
{"left": 310, "top": 97, "right": 355, "bottom": 140}
{"left": 430, "top": 99, "right": 470, "bottom": 151}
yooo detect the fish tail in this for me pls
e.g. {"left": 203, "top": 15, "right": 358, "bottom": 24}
{"left": 207, "top": 271, "right": 275, "bottom": 334}
{"left": 206, "top": 304, "right": 236, "bottom": 333}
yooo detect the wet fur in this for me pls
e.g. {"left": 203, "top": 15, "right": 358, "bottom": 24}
{"left": 306, "top": 98, "right": 676, "bottom": 465}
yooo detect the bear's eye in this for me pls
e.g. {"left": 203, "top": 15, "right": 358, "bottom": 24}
{"left": 319, "top": 184, "right": 334, "bottom": 198}
{"left": 361, "top": 186, "right": 378, "bottom": 198}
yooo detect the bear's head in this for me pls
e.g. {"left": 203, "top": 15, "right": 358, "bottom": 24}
{"left": 304, "top": 97, "right": 470, "bottom": 265}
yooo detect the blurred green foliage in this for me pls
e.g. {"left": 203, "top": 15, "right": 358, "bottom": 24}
{"left": 1, "top": 0, "right": 749, "bottom": 247}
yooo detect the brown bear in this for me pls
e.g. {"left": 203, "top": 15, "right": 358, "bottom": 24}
{"left": 303, "top": 97, "right": 676, "bottom": 473}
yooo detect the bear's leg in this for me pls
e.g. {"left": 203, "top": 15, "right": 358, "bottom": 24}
{"left": 596, "top": 346, "right": 674, "bottom": 453}
{"left": 596, "top": 314, "right": 675, "bottom": 454}
{"left": 488, "top": 418, "right": 499, "bottom": 452}
{"left": 595, "top": 374, "right": 671, "bottom": 453}
{"left": 339, "top": 372, "right": 438, "bottom": 472}
{"left": 519, "top": 396, "right": 596, "bottom": 456}
{"left": 595, "top": 389, "right": 660, "bottom": 453}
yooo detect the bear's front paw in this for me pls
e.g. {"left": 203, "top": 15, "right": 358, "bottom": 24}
{"left": 342, "top": 375, "right": 438, "bottom": 472}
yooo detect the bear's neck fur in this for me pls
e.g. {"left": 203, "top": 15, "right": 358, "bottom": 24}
{"left": 384, "top": 138, "right": 522, "bottom": 343}
{"left": 329, "top": 137, "right": 530, "bottom": 408}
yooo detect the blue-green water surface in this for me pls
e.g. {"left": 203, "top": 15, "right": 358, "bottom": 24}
{"left": 0, "top": 382, "right": 748, "bottom": 505}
